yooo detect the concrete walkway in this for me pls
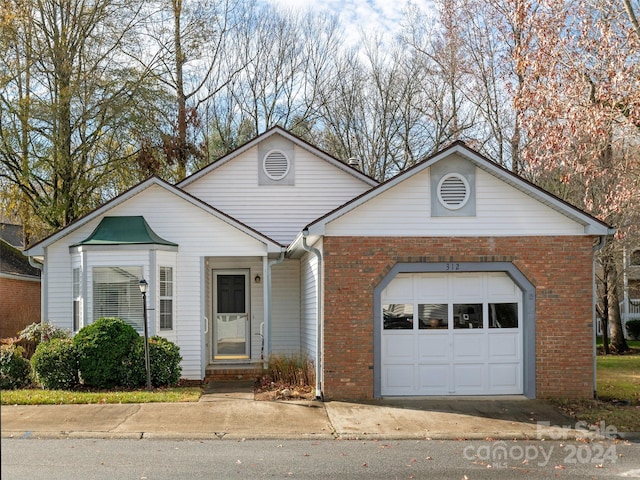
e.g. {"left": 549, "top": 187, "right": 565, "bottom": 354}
{"left": 0, "top": 383, "right": 605, "bottom": 441}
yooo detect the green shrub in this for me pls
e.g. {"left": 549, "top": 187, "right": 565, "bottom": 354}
{"left": 0, "top": 344, "right": 32, "bottom": 389}
{"left": 19, "top": 322, "right": 71, "bottom": 343}
{"left": 121, "top": 336, "right": 182, "bottom": 388}
{"left": 31, "top": 338, "right": 79, "bottom": 390}
{"left": 626, "top": 319, "right": 640, "bottom": 340}
{"left": 73, "top": 317, "right": 139, "bottom": 388}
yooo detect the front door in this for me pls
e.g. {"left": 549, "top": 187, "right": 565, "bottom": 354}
{"left": 213, "top": 271, "right": 249, "bottom": 360}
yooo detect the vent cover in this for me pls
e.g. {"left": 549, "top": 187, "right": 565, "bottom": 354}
{"left": 437, "top": 173, "right": 470, "bottom": 210}
{"left": 263, "top": 150, "right": 290, "bottom": 180}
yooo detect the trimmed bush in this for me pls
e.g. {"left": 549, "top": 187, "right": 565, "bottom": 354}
{"left": 121, "top": 336, "right": 182, "bottom": 388}
{"left": 0, "top": 344, "right": 32, "bottom": 389}
{"left": 73, "top": 317, "right": 139, "bottom": 388}
{"left": 31, "top": 338, "right": 79, "bottom": 390}
{"left": 626, "top": 319, "right": 640, "bottom": 340}
{"left": 17, "top": 322, "right": 71, "bottom": 359}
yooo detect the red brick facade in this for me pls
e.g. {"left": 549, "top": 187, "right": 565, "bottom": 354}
{"left": 0, "top": 277, "right": 41, "bottom": 338}
{"left": 322, "top": 235, "right": 595, "bottom": 400}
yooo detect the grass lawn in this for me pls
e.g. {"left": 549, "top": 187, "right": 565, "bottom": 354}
{"left": 553, "top": 340, "right": 640, "bottom": 433}
{"left": 0, "top": 386, "right": 202, "bottom": 405}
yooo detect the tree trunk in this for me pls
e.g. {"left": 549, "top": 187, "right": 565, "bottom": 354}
{"left": 173, "top": 0, "right": 187, "bottom": 180}
{"left": 607, "top": 261, "right": 629, "bottom": 353}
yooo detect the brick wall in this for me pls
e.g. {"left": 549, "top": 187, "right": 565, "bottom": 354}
{"left": 0, "top": 277, "right": 41, "bottom": 338}
{"left": 321, "top": 236, "right": 595, "bottom": 400}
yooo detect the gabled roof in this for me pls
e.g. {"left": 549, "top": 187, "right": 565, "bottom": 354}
{"left": 299, "top": 140, "right": 615, "bottom": 239}
{"left": 71, "top": 216, "right": 178, "bottom": 247}
{"left": 177, "top": 126, "right": 379, "bottom": 188}
{"left": 1, "top": 239, "right": 41, "bottom": 278}
{"left": 24, "top": 177, "right": 284, "bottom": 257}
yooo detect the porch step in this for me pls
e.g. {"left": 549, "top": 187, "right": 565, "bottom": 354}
{"left": 205, "top": 364, "right": 265, "bottom": 382}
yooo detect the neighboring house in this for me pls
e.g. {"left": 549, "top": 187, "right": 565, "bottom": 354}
{"left": 1, "top": 238, "right": 41, "bottom": 338}
{"left": 23, "top": 127, "right": 614, "bottom": 400}
{"left": 622, "top": 247, "right": 640, "bottom": 338}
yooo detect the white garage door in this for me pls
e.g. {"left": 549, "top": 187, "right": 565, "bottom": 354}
{"left": 381, "top": 272, "right": 523, "bottom": 396}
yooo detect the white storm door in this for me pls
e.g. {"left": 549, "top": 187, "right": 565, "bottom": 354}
{"left": 213, "top": 271, "right": 250, "bottom": 360}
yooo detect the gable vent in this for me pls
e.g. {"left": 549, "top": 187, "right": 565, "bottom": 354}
{"left": 263, "top": 150, "right": 290, "bottom": 180}
{"left": 437, "top": 173, "right": 470, "bottom": 210}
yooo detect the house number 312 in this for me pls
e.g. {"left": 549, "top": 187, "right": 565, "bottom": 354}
{"left": 446, "top": 263, "right": 460, "bottom": 271}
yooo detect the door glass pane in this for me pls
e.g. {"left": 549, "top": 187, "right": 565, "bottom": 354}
{"left": 453, "top": 303, "right": 483, "bottom": 329}
{"left": 418, "top": 304, "right": 448, "bottom": 329}
{"left": 383, "top": 304, "right": 413, "bottom": 329}
{"left": 216, "top": 313, "right": 247, "bottom": 355}
{"left": 489, "top": 303, "right": 518, "bottom": 328}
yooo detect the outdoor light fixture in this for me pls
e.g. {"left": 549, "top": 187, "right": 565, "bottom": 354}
{"left": 254, "top": 274, "right": 261, "bottom": 284}
{"left": 139, "top": 278, "right": 152, "bottom": 391}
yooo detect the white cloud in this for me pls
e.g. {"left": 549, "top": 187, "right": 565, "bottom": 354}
{"left": 263, "top": 0, "right": 435, "bottom": 45}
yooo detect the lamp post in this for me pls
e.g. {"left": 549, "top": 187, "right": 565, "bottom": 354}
{"left": 138, "top": 278, "right": 152, "bottom": 391}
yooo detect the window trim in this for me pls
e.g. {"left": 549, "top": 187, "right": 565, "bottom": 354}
{"left": 159, "top": 266, "right": 174, "bottom": 331}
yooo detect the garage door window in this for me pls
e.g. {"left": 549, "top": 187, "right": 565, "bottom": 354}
{"left": 453, "top": 303, "right": 483, "bottom": 329}
{"left": 383, "top": 304, "right": 413, "bottom": 329}
{"left": 418, "top": 304, "right": 448, "bottom": 329}
{"left": 489, "top": 303, "right": 518, "bottom": 328}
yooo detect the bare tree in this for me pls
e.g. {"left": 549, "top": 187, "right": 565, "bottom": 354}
{"left": 0, "top": 0, "right": 150, "bottom": 233}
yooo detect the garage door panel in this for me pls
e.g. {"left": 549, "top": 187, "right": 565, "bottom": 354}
{"left": 383, "top": 365, "right": 415, "bottom": 394}
{"left": 383, "top": 275, "right": 413, "bottom": 300}
{"left": 487, "top": 273, "right": 519, "bottom": 297}
{"left": 418, "top": 365, "right": 449, "bottom": 392}
{"left": 417, "top": 333, "right": 449, "bottom": 362}
{"left": 383, "top": 335, "right": 414, "bottom": 362}
{"left": 452, "top": 275, "right": 483, "bottom": 299}
{"left": 488, "top": 333, "right": 520, "bottom": 361}
{"left": 453, "top": 333, "right": 485, "bottom": 361}
{"left": 416, "top": 275, "right": 448, "bottom": 299}
{"left": 488, "top": 363, "right": 521, "bottom": 391}
{"left": 454, "top": 364, "right": 485, "bottom": 391}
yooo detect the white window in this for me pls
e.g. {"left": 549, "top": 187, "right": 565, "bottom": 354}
{"left": 159, "top": 266, "right": 174, "bottom": 330}
{"left": 93, "top": 266, "right": 143, "bottom": 331}
{"left": 72, "top": 267, "right": 82, "bottom": 331}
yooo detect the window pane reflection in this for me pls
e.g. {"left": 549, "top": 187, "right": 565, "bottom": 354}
{"left": 418, "top": 304, "right": 448, "bottom": 329}
{"left": 453, "top": 303, "right": 483, "bottom": 329}
{"left": 383, "top": 304, "right": 414, "bottom": 330}
{"left": 489, "top": 303, "right": 518, "bottom": 328}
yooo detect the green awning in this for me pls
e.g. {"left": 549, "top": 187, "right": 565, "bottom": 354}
{"left": 73, "top": 216, "right": 178, "bottom": 247}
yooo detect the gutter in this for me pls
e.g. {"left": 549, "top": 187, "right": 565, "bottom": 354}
{"left": 265, "top": 247, "right": 286, "bottom": 364}
{"left": 302, "top": 228, "right": 323, "bottom": 401}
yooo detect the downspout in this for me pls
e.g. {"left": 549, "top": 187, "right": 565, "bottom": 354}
{"left": 265, "top": 247, "right": 286, "bottom": 365}
{"left": 28, "top": 256, "right": 45, "bottom": 327}
{"left": 302, "top": 228, "right": 323, "bottom": 401}
{"left": 592, "top": 234, "right": 610, "bottom": 399}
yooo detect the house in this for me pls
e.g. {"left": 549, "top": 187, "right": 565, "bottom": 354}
{"left": 622, "top": 246, "right": 640, "bottom": 338}
{"left": 1, "top": 237, "right": 41, "bottom": 338}
{"left": 23, "top": 127, "right": 614, "bottom": 400}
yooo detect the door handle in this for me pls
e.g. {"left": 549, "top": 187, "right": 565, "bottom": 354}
{"left": 204, "top": 316, "right": 209, "bottom": 333}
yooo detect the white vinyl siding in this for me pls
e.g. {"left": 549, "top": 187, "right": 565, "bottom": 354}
{"left": 300, "top": 242, "right": 322, "bottom": 358}
{"left": 326, "top": 161, "right": 585, "bottom": 237}
{"left": 183, "top": 145, "right": 372, "bottom": 244}
{"left": 271, "top": 259, "right": 301, "bottom": 355}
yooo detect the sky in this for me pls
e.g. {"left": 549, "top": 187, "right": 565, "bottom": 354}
{"left": 263, "top": 0, "right": 436, "bottom": 45}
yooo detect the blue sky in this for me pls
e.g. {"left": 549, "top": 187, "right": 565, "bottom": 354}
{"left": 264, "top": 0, "right": 436, "bottom": 45}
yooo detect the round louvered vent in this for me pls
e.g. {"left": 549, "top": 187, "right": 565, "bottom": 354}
{"left": 263, "top": 150, "right": 290, "bottom": 180}
{"left": 437, "top": 173, "right": 470, "bottom": 210}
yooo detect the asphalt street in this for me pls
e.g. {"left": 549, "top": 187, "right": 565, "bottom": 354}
{"left": 2, "top": 437, "right": 640, "bottom": 480}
